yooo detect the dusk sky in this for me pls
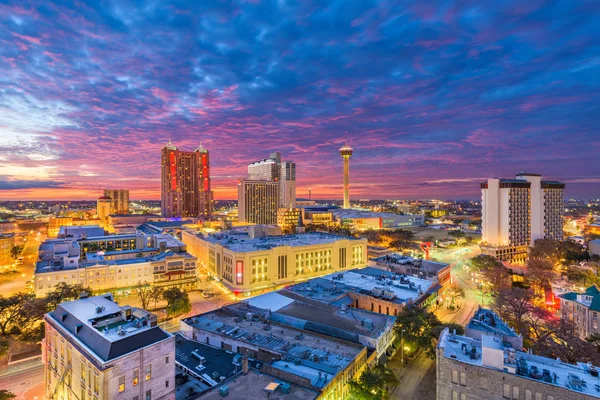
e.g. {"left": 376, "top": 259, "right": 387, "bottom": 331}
{"left": 1, "top": 1, "right": 599, "bottom": 201}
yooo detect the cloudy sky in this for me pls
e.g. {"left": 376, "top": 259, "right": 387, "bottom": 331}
{"left": 0, "top": 0, "right": 599, "bottom": 200}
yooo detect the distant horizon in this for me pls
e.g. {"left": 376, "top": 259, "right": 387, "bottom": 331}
{"left": 1, "top": 2, "right": 599, "bottom": 201}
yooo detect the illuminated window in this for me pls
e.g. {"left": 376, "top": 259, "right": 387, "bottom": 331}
{"left": 133, "top": 368, "right": 139, "bottom": 386}
{"left": 145, "top": 364, "right": 151, "bottom": 380}
{"left": 118, "top": 375, "right": 125, "bottom": 392}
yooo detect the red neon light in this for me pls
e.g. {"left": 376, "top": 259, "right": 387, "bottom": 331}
{"left": 202, "top": 154, "right": 209, "bottom": 191}
{"left": 420, "top": 242, "right": 434, "bottom": 260}
{"left": 236, "top": 260, "right": 243, "bottom": 285}
{"left": 170, "top": 152, "right": 177, "bottom": 190}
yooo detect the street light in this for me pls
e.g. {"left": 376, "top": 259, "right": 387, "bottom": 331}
{"left": 401, "top": 329, "right": 406, "bottom": 367}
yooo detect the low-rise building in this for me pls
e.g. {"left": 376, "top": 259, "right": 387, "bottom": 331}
{"left": 437, "top": 327, "right": 600, "bottom": 400}
{"left": 34, "top": 238, "right": 198, "bottom": 296}
{"left": 44, "top": 294, "right": 175, "bottom": 400}
{"left": 0, "top": 233, "right": 15, "bottom": 267}
{"left": 373, "top": 254, "right": 451, "bottom": 285}
{"left": 332, "top": 210, "right": 425, "bottom": 231}
{"left": 182, "top": 230, "right": 367, "bottom": 296}
{"left": 466, "top": 307, "right": 523, "bottom": 350}
{"left": 58, "top": 225, "right": 105, "bottom": 239}
{"left": 590, "top": 239, "right": 600, "bottom": 257}
{"left": 559, "top": 285, "right": 600, "bottom": 339}
{"left": 180, "top": 305, "right": 368, "bottom": 400}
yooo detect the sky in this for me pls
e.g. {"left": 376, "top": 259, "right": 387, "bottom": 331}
{"left": 0, "top": 0, "right": 599, "bottom": 201}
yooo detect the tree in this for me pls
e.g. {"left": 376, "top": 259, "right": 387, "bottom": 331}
{"left": 45, "top": 283, "right": 93, "bottom": 311}
{"left": 525, "top": 259, "right": 557, "bottom": 293}
{"left": 530, "top": 239, "right": 588, "bottom": 267}
{"left": 10, "top": 245, "right": 23, "bottom": 259}
{"left": 448, "top": 230, "right": 466, "bottom": 239}
{"left": 150, "top": 286, "right": 163, "bottom": 309}
{"left": 136, "top": 281, "right": 153, "bottom": 310}
{"left": 493, "top": 287, "right": 535, "bottom": 335}
{"left": 162, "top": 287, "right": 191, "bottom": 318}
{"left": 393, "top": 229, "right": 415, "bottom": 241}
{"left": 0, "top": 293, "right": 34, "bottom": 335}
{"left": 535, "top": 321, "right": 600, "bottom": 365}
{"left": 349, "top": 364, "right": 398, "bottom": 400}
{"left": 446, "top": 286, "right": 465, "bottom": 307}
{"left": 470, "top": 255, "right": 510, "bottom": 293}
{"left": 0, "top": 390, "right": 16, "bottom": 400}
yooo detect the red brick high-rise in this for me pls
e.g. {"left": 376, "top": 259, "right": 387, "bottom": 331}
{"left": 161, "top": 141, "right": 213, "bottom": 218}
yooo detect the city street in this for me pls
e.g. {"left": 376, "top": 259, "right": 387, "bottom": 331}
{"left": 0, "top": 231, "right": 43, "bottom": 296}
{"left": 0, "top": 362, "right": 44, "bottom": 400}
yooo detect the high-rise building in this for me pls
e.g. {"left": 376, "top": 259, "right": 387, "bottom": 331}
{"left": 339, "top": 143, "right": 354, "bottom": 209}
{"left": 161, "top": 141, "right": 213, "bottom": 219}
{"left": 44, "top": 295, "right": 175, "bottom": 400}
{"left": 239, "top": 152, "right": 296, "bottom": 223}
{"left": 103, "top": 189, "right": 129, "bottom": 214}
{"left": 480, "top": 172, "right": 565, "bottom": 263}
{"left": 0, "top": 233, "right": 14, "bottom": 267}
{"left": 238, "top": 179, "right": 279, "bottom": 224}
{"left": 96, "top": 196, "right": 114, "bottom": 226}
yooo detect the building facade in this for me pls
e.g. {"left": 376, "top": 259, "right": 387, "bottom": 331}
{"left": 44, "top": 295, "right": 175, "bottom": 400}
{"left": 480, "top": 172, "right": 565, "bottom": 264}
{"left": 182, "top": 231, "right": 367, "bottom": 295}
{"left": 237, "top": 179, "right": 280, "bottom": 224}
{"left": 103, "top": 189, "right": 130, "bottom": 214}
{"left": 96, "top": 196, "right": 114, "bottom": 226}
{"left": 160, "top": 141, "right": 213, "bottom": 219}
{"left": 558, "top": 285, "right": 600, "bottom": 340}
{"left": 0, "top": 233, "right": 14, "bottom": 267}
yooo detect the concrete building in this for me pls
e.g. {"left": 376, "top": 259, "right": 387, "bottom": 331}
{"left": 247, "top": 152, "right": 297, "bottom": 209}
{"left": 277, "top": 207, "right": 301, "bottom": 230}
{"left": 182, "top": 230, "right": 367, "bottom": 295}
{"left": 480, "top": 172, "right": 565, "bottom": 264}
{"left": 48, "top": 217, "right": 102, "bottom": 239}
{"left": 58, "top": 225, "right": 105, "bottom": 240}
{"left": 332, "top": 210, "right": 425, "bottom": 231}
{"left": 339, "top": 144, "right": 353, "bottom": 209}
{"left": 558, "top": 285, "right": 600, "bottom": 340}
{"left": 34, "top": 236, "right": 197, "bottom": 296}
{"left": 0, "top": 233, "right": 14, "bottom": 267}
{"left": 96, "top": 196, "right": 114, "bottom": 227}
{"left": 44, "top": 295, "right": 175, "bottom": 400}
{"left": 160, "top": 141, "right": 213, "bottom": 219}
{"left": 104, "top": 189, "right": 130, "bottom": 214}
{"left": 437, "top": 327, "right": 600, "bottom": 400}
{"left": 590, "top": 239, "right": 600, "bottom": 257}
{"left": 180, "top": 304, "right": 368, "bottom": 400}
{"left": 237, "top": 179, "right": 280, "bottom": 224}
{"left": 373, "top": 254, "right": 452, "bottom": 286}
{"left": 465, "top": 307, "right": 523, "bottom": 350}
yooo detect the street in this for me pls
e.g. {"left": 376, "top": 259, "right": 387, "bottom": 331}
{"left": 0, "top": 231, "right": 42, "bottom": 296}
{"left": 0, "top": 362, "right": 44, "bottom": 400}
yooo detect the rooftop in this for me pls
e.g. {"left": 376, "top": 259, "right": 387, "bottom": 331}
{"left": 182, "top": 307, "right": 364, "bottom": 385}
{"left": 47, "top": 295, "right": 170, "bottom": 363}
{"left": 331, "top": 210, "right": 422, "bottom": 219}
{"left": 200, "top": 369, "right": 317, "bottom": 400}
{"left": 201, "top": 231, "right": 361, "bottom": 253}
{"left": 466, "top": 307, "right": 519, "bottom": 338}
{"left": 439, "top": 329, "right": 600, "bottom": 399}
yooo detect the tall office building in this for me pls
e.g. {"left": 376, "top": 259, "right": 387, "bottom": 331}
{"left": 161, "top": 141, "right": 213, "bottom": 219}
{"left": 480, "top": 172, "right": 565, "bottom": 263}
{"left": 44, "top": 295, "right": 175, "bottom": 400}
{"left": 339, "top": 143, "right": 353, "bottom": 209}
{"left": 239, "top": 152, "right": 296, "bottom": 224}
{"left": 238, "top": 179, "right": 280, "bottom": 224}
{"left": 103, "top": 189, "right": 129, "bottom": 214}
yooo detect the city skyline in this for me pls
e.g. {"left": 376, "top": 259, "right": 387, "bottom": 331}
{"left": 1, "top": 1, "right": 599, "bottom": 201}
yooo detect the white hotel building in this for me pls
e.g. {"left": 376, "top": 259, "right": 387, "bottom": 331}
{"left": 480, "top": 172, "right": 565, "bottom": 264}
{"left": 182, "top": 230, "right": 367, "bottom": 295}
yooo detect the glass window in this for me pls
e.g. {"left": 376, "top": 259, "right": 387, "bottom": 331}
{"left": 145, "top": 390, "right": 151, "bottom": 400}
{"left": 133, "top": 368, "right": 139, "bottom": 386}
{"left": 145, "top": 364, "right": 151, "bottom": 380}
{"left": 118, "top": 375, "right": 125, "bottom": 392}
{"left": 460, "top": 372, "right": 466, "bottom": 386}
{"left": 451, "top": 370, "right": 458, "bottom": 384}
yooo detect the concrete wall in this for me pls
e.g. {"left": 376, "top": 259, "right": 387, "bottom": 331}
{"left": 436, "top": 346, "right": 597, "bottom": 400}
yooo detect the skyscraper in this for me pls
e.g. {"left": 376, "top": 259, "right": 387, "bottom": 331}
{"left": 238, "top": 179, "right": 280, "bottom": 224}
{"left": 103, "top": 189, "right": 129, "bottom": 214}
{"left": 239, "top": 152, "right": 296, "bottom": 224}
{"left": 339, "top": 143, "right": 353, "bottom": 209}
{"left": 161, "top": 141, "right": 213, "bottom": 218}
{"left": 480, "top": 172, "right": 565, "bottom": 263}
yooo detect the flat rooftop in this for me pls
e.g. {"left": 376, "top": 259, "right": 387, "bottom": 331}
{"left": 467, "top": 307, "right": 519, "bottom": 338}
{"left": 201, "top": 232, "right": 361, "bottom": 253}
{"left": 200, "top": 369, "right": 317, "bottom": 400}
{"left": 439, "top": 329, "right": 600, "bottom": 399}
{"left": 183, "top": 307, "right": 364, "bottom": 385}
{"left": 47, "top": 295, "right": 170, "bottom": 363}
{"left": 331, "top": 210, "right": 422, "bottom": 219}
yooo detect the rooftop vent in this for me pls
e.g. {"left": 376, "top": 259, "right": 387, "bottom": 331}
{"left": 95, "top": 306, "right": 103, "bottom": 314}
{"left": 75, "top": 324, "right": 83, "bottom": 334}
{"left": 117, "top": 326, "right": 126, "bottom": 336}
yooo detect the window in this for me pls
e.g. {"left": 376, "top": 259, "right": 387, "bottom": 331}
{"left": 451, "top": 391, "right": 458, "bottom": 400}
{"left": 451, "top": 370, "right": 458, "bottom": 384}
{"left": 165, "top": 380, "right": 169, "bottom": 388}
{"left": 503, "top": 384, "right": 510, "bottom": 399}
{"left": 133, "top": 368, "right": 139, "bottom": 386}
{"left": 118, "top": 375, "right": 125, "bottom": 392}
{"left": 535, "top": 394, "right": 542, "bottom": 400}
{"left": 145, "top": 390, "right": 151, "bottom": 400}
{"left": 525, "top": 390, "right": 532, "bottom": 400}
{"left": 145, "top": 364, "right": 151, "bottom": 380}
{"left": 133, "top": 397, "right": 139, "bottom": 400}
{"left": 460, "top": 394, "right": 466, "bottom": 400}
{"left": 93, "top": 373, "right": 99, "bottom": 394}
{"left": 460, "top": 372, "right": 466, "bottom": 386}
{"left": 512, "top": 386, "right": 519, "bottom": 399}
{"left": 165, "top": 355, "right": 169, "bottom": 364}
{"left": 81, "top": 389, "right": 85, "bottom": 400}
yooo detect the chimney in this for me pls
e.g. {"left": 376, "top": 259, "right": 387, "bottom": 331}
{"left": 159, "top": 241, "right": 166, "bottom": 253}
{"left": 242, "top": 355, "right": 249, "bottom": 375}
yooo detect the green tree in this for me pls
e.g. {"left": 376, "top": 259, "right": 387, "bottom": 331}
{"left": 349, "top": 364, "right": 398, "bottom": 400}
{"left": 136, "top": 281, "right": 153, "bottom": 310}
{"left": 149, "top": 286, "right": 163, "bottom": 309}
{"left": 162, "top": 287, "right": 191, "bottom": 318}
{"left": 448, "top": 230, "right": 466, "bottom": 239}
{"left": 45, "top": 283, "right": 93, "bottom": 311}
{"left": 0, "top": 390, "right": 16, "bottom": 400}
{"left": 10, "top": 245, "right": 23, "bottom": 259}
{"left": 525, "top": 259, "right": 557, "bottom": 293}
{"left": 493, "top": 287, "right": 535, "bottom": 335}
{"left": 470, "top": 255, "right": 510, "bottom": 293}
{"left": 0, "top": 293, "right": 36, "bottom": 335}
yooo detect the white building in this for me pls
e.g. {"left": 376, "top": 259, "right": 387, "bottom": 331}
{"left": 182, "top": 230, "right": 367, "bottom": 295}
{"left": 480, "top": 172, "right": 565, "bottom": 263}
{"left": 332, "top": 210, "right": 425, "bottom": 231}
{"left": 44, "top": 294, "right": 175, "bottom": 400}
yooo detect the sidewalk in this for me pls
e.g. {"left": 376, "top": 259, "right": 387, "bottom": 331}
{"left": 0, "top": 357, "right": 42, "bottom": 377}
